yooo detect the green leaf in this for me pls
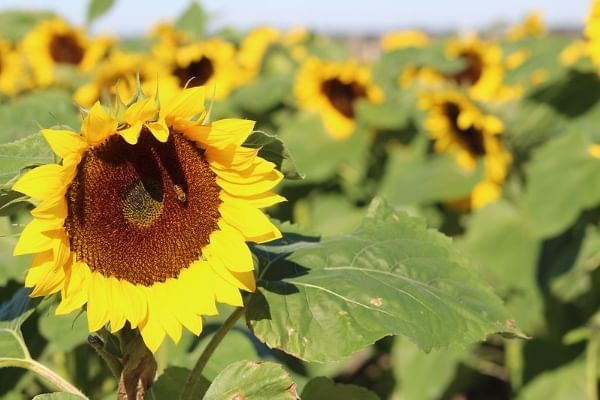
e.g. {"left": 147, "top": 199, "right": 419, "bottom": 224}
{"left": 0, "top": 11, "right": 55, "bottom": 42}
{"left": 175, "top": 1, "right": 208, "bottom": 39}
{"left": 0, "top": 134, "right": 54, "bottom": 188}
{"left": 517, "top": 358, "right": 587, "bottom": 400}
{"left": 355, "top": 92, "right": 413, "bottom": 130}
{"left": 203, "top": 361, "right": 298, "bottom": 400}
{"left": 301, "top": 377, "right": 378, "bottom": 400}
{"left": 524, "top": 129, "right": 600, "bottom": 238}
{"left": 247, "top": 198, "right": 520, "bottom": 362}
{"left": 293, "top": 193, "right": 365, "bottom": 238}
{"left": 0, "top": 288, "right": 37, "bottom": 360}
{"left": 278, "top": 113, "right": 368, "bottom": 183}
{"left": 38, "top": 304, "right": 88, "bottom": 353}
{"left": 32, "top": 393, "right": 86, "bottom": 400}
{"left": 233, "top": 76, "right": 292, "bottom": 115}
{"left": 378, "top": 147, "right": 484, "bottom": 206}
{"left": 391, "top": 339, "right": 463, "bottom": 400}
{"left": 149, "top": 367, "right": 210, "bottom": 400}
{"left": 86, "top": 0, "right": 114, "bottom": 24}
{"left": 244, "top": 131, "right": 303, "bottom": 180}
{"left": 0, "top": 89, "right": 79, "bottom": 143}
{"left": 457, "top": 200, "right": 543, "bottom": 333}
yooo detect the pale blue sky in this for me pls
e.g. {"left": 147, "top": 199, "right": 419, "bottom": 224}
{"left": 0, "top": 0, "right": 590, "bottom": 35}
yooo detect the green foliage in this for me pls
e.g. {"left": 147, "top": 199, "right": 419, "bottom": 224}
{"left": 86, "top": 0, "right": 115, "bottom": 24}
{"left": 247, "top": 198, "right": 519, "bottom": 362}
{"left": 0, "top": 11, "right": 55, "bottom": 41}
{"left": 0, "top": 134, "right": 54, "bottom": 188}
{"left": 175, "top": 1, "right": 208, "bottom": 39}
{"left": 301, "top": 377, "right": 379, "bottom": 400}
{"left": 0, "top": 289, "right": 36, "bottom": 360}
{"left": 245, "top": 130, "right": 304, "bottom": 180}
{"left": 150, "top": 367, "right": 210, "bottom": 399}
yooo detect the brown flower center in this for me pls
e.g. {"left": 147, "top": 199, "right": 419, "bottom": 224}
{"left": 450, "top": 51, "right": 483, "bottom": 86}
{"left": 65, "top": 129, "right": 221, "bottom": 286}
{"left": 173, "top": 56, "right": 214, "bottom": 88}
{"left": 320, "top": 78, "right": 367, "bottom": 118}
{"left": 444, "top": 102, "right": 486, "bottom": 156}
{"left": 49, "top": 34, "right": 85, "bottom": 65}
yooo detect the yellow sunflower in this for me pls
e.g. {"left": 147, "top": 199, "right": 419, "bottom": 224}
{"left": 74, "top": 51, "right": 178, "bottom": 108}
{"left": 294, "top": 57, "right": 383, "bottom": 139}
{"left": 380, "top": 30, "right": 430, "bottom": 52}
{"left": 506, "top": 11, "right": 546, "bottom": 41}
{"left": 21, "top": 18, "right": 113, "bottom": 87}
{"left": 161, "top": 38, "right": 240, "bottom": 100}
{"left": 237, "top": 27, "right": 281, "bottom": 83}
{"left": 398, "top": 64, "right": 446, "bottom": 89}
{"left": 585, "top": 0, "right": 600, "bottom": 72}
{"left": 445, "top": 36, "right": 520, "bottom": 102}
{"left": 420, "top": 89, "right": 511, "bottom": 209}
{"left": 12, "top": 86, "right": 285, "bottom": 352}
{"left": 0, "top": 38, "right": 29, "bottom": 96}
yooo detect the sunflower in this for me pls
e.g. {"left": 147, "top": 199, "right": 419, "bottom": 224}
{"left": 0, "top": 38, "right": 29, "bottom": 96}
{"left": 380, "top": 30, "right": 430, "bottom": 52}
{"left": 398, "top": 64, "right": 446, "bottom": 89}
{"left": 445, "top": 36, "right": 520, "bottom": 102}
{"left": 236, "top": 27, "right": 281, "bottom": 83}
{"left": 12, "top": 86, "right": 285, "bottom": 352}
{"left": 160, "top": 38, "right": 240, "bottom": 100}
{"left": 294, "top": 57, "right": 383, "bottom": 139}
{"left": 74, "top": 51, "right": 178, "bottom": 108}
{"left": 506, "top": 11, "right": 546, "bottom": 41}
{"left": 585, "top": 0, "right": 600, "bottom": 72}
{"left": 21, "top": 18, "right": 113, "bottom": 87}
{"left": 420, "top": 89, "right": 511, "bottom": 209}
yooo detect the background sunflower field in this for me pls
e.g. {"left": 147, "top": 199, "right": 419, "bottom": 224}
{"left": 0, "top": 0, "right": 599, "bottom": 399}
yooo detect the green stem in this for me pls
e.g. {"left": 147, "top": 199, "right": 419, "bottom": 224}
{"left": 179, "top": 307, "right": 245, "bottom": 400}
{"left": 0, "top": 358, "right": 88, "bottom": 399}
{"left": 586, "top": 336, "right": 599, "bottom": 400}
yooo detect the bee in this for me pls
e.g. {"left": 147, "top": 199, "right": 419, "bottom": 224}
{"left": 173, "top": 184, "right": 187, "bottom": 203}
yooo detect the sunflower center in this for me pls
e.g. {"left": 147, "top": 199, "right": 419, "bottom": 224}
{"left": 65, "top": 129, "right": 221, "bottom": 286}
{"left": 450, "top": 51, "right": 483, "bottom": 86}
{"left": 173, "top": 56, "right": 214, "bottom": 87}
{"left": 321, "top": 78, "right": 367, "bottom": 118}
{"left": 444, "top": 102, "right": 486, "bottom": 156}
{"left": 49, "top": 34, "right": 85, "bottom": 65}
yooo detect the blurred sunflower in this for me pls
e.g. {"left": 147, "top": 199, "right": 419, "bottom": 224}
{"left": 237, "top": 27, "right": 281, "bottom": 82}
{"left": 0, "top": 38, "right": 28, "bottom": 96}
{"left": 585, "top": 0, "right": 600, "bottom": 72}
{"left": 380, "top": 30, "right": 430, "bottom": 52}
{"left": 399, "top": 64, "right": 446, "bottom": 89}
{"left": 506, "top": 11, "right": 546, "bottom": 41}
{"left": 445, "top": 36, "right": 520, "bottom": 102}
{"left": 12, "top": 86, "right": 284, "bottom": 352}
{"left": 163, "top": 38, "right": 240, "bottom": 100}
{"left": 74, "top": 51, "right": 178, "bottom": 108}
{"left": 21, "top": 18, "right": 113, "bottom": 87}
{"left": 294, "top": 58, "right": 383, "bottom": 139}
{"left": 420, "top": 89, "right": 511, "bottom": 209}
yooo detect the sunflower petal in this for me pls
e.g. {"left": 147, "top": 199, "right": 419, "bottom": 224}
{"left": 219, "top": 201, "right": 282, "bottom": 243}
{"left": 56, "top": 262, "right": 91, "bottom": 315}
{"left": 220, "top": 191, "right": 286, "bottom": 208}
{"left": 161, "top": 86, "right": 206, "bottom": 122}
{"left": 124, "top": 97, "right": 158, "bottom": 125}
{"left": 87, "top": 272, "right": 111, "bottom": 332}
{"left": 13, "top": 219, "right": 61, "bottom": 256}
{"left": 188, "top": 119, "right": 255, "bottom": 149}
{"left": 83, "top": 102, "right": 118, "bottom": 145}
{"left": 207, "top": 227, "right": 254, "bottom": 272}
{"left": 119, "top": 121, "right": 143, "bottom": 145}
{"left": 42, "top": 129, "right": 88, "bottom": 160}
{"left": 146, "top": 119, "right": 170, "bottom": 142}
{"left": 12, "top": 164, "right": 64, "bottom": 200}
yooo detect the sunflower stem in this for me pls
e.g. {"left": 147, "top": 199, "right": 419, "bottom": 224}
{"left": 180, "top": 307, "right": 245, "bottom": 400}
{"left": 0, "top": 358, "right": 88, "bottom": 399}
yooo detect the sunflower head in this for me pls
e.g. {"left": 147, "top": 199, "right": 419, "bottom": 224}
{"left": 506, "top": 10, "right": 546, "bottom": 41}
{"left": 12, "top": 85, "right": 285, "bottom": 352}
{"left": 294, "top": 57, "right": 383, "bottom": 139}
{"left": 585, "top": 0, "right": 600, "bottom": 72}
{"left": 419, "top": 89, "right": 511, "bottom": 209}
{"left": 237, "top": 27, "right": 281, "bottom": 83}
{"left": 21, "top": 18, "right": 113, "bottom": 86}
{"left": 380, "top": 30, "right": 430, "bottom": 52}
{"left": 0, "top": 38, "right": 29, "bottom": 96}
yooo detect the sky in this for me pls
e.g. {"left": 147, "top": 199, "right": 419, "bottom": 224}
{"left": 0, "top": 0, "right": 590, "bottom": 35}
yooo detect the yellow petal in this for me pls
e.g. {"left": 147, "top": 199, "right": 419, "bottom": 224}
{"left": 12, "top": 164, "right": 65, "bottom": 200}
{"left": 139, "top": 311, "right": 166, "bottom": 353}
{"left": 217, "top": 169, "right": 283, "bottom": 197}
{"left": 206, "top": 267, "right": 243, "bottom": 307}
{"left": 87, "top": 272, "right": 111, "bottom": 332}
{"left": 219, "top": 201, "right": 281, "bottom": 243}
{"left": 187, "top": 119, "right": 255, "bottom": 149}
{"left": 207, "top": 227, "right": 254, "bottom": 272}
{"left": 108, "top": 277, "right": 127, "bottom": 332}
{"left": 120, "top": 280, "right": 147, "bottom": 329}
{"left": 119, "top": 121, "right": 143, "bottom": 145}
{"left": 161, "top": 86, "right": 206, "bottom": 123}
{"left": 147, "top": 283, "right": 182, "bottom": 343}
{"left": 123, "top": 97, "right": 158, "bottom": 125}
{"left": 179, "top": 262, "right": 218, "bottom": 316}
{"left": 220, "top": 191, "right": 286, "bottom": 208}
{"left": 41, "top": 129, "right": 88, "bottom": 160}
{"left": 13, "top": 219, "right": 61, "bottom": 256}
{"left": 83, "top": 102, "right": 118, "bottom": 145}
{"left": 146, "top": 119, "right": 169, "bottom": 142}
{"left": 205, "top": 253, "right": 256, "bottom": 293}
{"left": 31, "top": 196, "right": 68, "bottom": 220}
{"left": 56, "top": 262, "right": 91, "bottom": 315}
{"left": 206, "top": 146, "right": 259, "bottom": 170}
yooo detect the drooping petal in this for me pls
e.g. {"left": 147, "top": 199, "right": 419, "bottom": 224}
{"left": 119, "top": 121, "right": 143, "bottom": 145}
{"left": 146, "top": 119, "right": 170, "bottom": 142}
{"left": 187, "top": 119, "right": 255, "bottom": 149}
{"left": 56, "top": 262, "right": 91, "bottom": 315}
{"left": 87, "top": 272, "right": 111, "bottom": 332}
{"left": 161, "top": 86, "right": 206, "bottom": 123}
{"left": 83, "top": 102, "right": 118, "bottom": 145}
{"left": 206, "top": 227, "right": 254, "bottom": 272}
{"left": 123, "top": 97, "right": 158, "bottom": 125}
{"left": 12, "top": 164, "right": 65, "bottom": 200}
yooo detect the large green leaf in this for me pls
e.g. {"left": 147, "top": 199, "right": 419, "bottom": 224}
{"left": 86, "top": 0, "right": 115, "bottom": 24}
{"left": 244, "top": 131, "right": 303, "bottom": 180}
{"left": 457, "top": 200, "right": 543, "bottom": 333}
{"left": 0, "top": 134, "right": 54, "bottom": 188}
{"left": 233, "top": 76, "right": 292, "bottom": 115}
{"left": 203, "top": 361, "right": 298, "bottom": 400}
{"left": 517, "top": 358, "right": 587, "bottom": 400}
{"left": 392, "top": 339, "right": 463, "bottom": 400}
{"left": 148, "top": 367, "right": 210, "bottom": 400}
{"left": 0, "top": 89, "right": 79, "bottom": 143}
{"left": 38, "top": 304, "right": 88, "bottom": 353}
{"left": 378, "top": 147, "right": 484, "bottom": 206}
{"left": 246, "top": 198, "right": 520, "bottom": 362}
{"left": 0, "top": 289, "right": 37, "bottom": 360}
{"left": 293, "top": 193, "right": 365, "bottom": 238}
{"left": 301, "top": 377, "right": 378, "bottom": 400}
{"left": 524, "top": 128, "right": 600, "bottom": 238}
{"left": 175, "top": 1, "right": 208, "bottom": 39}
